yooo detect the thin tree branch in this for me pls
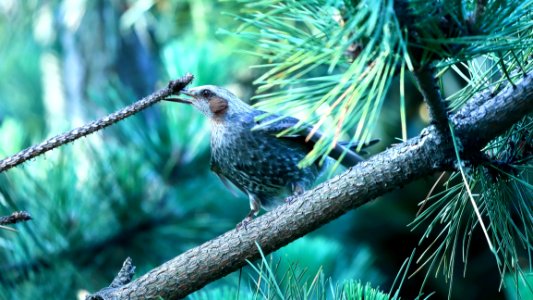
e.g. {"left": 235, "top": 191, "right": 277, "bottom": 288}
{"left": 413, "top": 64, "right": 449, "bottom": 131}
{"left": 90, "top": 73, "right": 533, "bottom": 299}
{"left": 0, "top": 74, "right": 194, "bottom": 173}
{"left": 0, "top": 212, "right": 176, "bottom": 285}
{"left": 0, "top": 211, "right": 31, "bottom": 226}
{"left": 468, "top": 0, "right": 488, "bottom": 28}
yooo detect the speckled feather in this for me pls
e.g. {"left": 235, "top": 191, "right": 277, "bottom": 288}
{"left": 174, "top": 85, "right": 374, "bottom": 218}
{"left": 210, "top": 110, "right": 321, "bottom": 208}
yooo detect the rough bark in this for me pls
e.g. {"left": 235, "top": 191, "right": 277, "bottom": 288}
{"left": 92, "top": 73, "right": 532, "bottom": 299}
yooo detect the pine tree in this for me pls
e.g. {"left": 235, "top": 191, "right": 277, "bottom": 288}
{"left": 0, "top": 0, "right": 531, "bottom": 299}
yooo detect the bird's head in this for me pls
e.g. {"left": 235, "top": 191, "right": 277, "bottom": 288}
{"left": 166, "top": 85, "right": 251, "bottom": 120}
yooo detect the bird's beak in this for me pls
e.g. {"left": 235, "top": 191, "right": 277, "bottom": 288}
{"left": 164, "top": 89, "right": 195, "bottom": 104}
{"left": 181, "top": 89, "right": 194, "bottom": 97}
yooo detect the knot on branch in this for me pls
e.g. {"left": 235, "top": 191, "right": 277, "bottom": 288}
{"left": 0, "top": 211, "right": 32, "bottom": 226}
{"left": 168, "top": 73, "right": 194, "bottom": 95}
{"left": 479, "top": 126, "right": 532, "bottom": 182}
{"left": 86, "top": 257, "right": 135, "bottom": 300}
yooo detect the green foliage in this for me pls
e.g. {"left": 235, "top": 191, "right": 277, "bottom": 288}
{"left": 0, "top": 1, "right": 251, "bottom": 298}
{"left": 231, "top": 0, "right": 533, "bottom": 297}
{"left": 229, "top": 0, "right": 410, "bottom": 167}
{"left": 505, "top": 272, "right": 533, "bottom": 300}
{"left": 0, "top": 1, "right": 45, "bottom": 141}
{"left": 272, "top": 236, "right": 383, "bottom": 285}
{"left": 227, "top": 0, "right": 532, "bottom": 175}
{"left": 405, "top": 0, "right": 532, "bottom": 63}
{"left": 240, "top": 243, "right": 392, "bottom": 300}
{"left": 408, "top": 10, "right": 532, "bottom": 294}
{"left": 192, "top": 270, "right": 391, "bottom": 300}
{"left": 187, "top": 235, "right": 385, "bottom": 299}
{"left": 342, "top": 281, "right": 393, "bottom": 300}
{"left": 0, "top": 0, "right": 531, "bottom": 299}
{"left": 190, "top": 286, "right": 250, "bottom": 300}
{"left": 411, "top": 117, "right": 533, "bottom": 296}
{"left": 405, "top": 8, "right": 533, "bottom": 293}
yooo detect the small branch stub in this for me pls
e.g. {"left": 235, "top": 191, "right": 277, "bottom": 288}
{"left": 414, "top": 64, "right": 450, "bottom": 132}
{"left": 0, "top": 211, "right": 32, "bottom": 226}
{"left": 168, "top": 73, "right": 194, "bottom": 95}
{"left": 86, "top": 258, "right": 136, "bottom": 300}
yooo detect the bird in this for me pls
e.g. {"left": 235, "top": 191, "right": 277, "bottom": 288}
{"left": 165, "top": 85, "right": 377, "bottom": 229}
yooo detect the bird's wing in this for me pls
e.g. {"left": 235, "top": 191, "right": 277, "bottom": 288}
{"left": 210, "top": 160, "right": 241, "bottom": 197}
{"left": 252, "top": 110, "right": 374, "bottom": 167}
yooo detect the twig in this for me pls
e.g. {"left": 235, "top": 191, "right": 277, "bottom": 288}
{"left": 0, "top": 74, "right": 194, "bottom": 173}
{"left": 0, "top": 211, "right": 31, "bottom": 226}
{"left": 89, "top": 72, "right": 533, "bottom": 299}
{"left": 469, "top": 0, "right": 488, "bottom": 27}
{"left": 0, "top": 212, "right": 174, "bottom": 284}
{"left": 413, "top": 64, "right": 450, "bottom": 132}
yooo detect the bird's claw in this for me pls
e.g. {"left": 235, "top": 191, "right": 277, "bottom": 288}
{"left": 285, "top": 195, "right": 297, "bottom": 204}
{"left": 286, "top": 183, "right": 304, "bottom": 204}
{"left": 236, "top": 216, "right": 253, "bottom": 231}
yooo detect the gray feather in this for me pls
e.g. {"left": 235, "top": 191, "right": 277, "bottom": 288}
{"left": 251, "top": 110, "right": 371, "bottom": 167}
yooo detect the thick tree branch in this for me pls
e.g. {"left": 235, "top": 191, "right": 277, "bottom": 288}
{"left": 0, "top": 74, "right": 194, "bottom": 173}
{"left": 90, "top": 72, "right": 532, "bottom": 299}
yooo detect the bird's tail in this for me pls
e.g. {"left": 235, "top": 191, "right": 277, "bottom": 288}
{"left": 328, "top": 138, "right": 379, "bottom": 168}
{"left": 338, "top": 139, "right": 379, "bottom": 155}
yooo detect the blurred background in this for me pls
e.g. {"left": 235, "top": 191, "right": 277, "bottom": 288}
{"left": 0, "top": 1, "right": 526, "bottom": 299}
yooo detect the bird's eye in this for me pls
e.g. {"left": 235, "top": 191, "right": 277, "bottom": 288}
{"left": 201, "top": 89, "right": 213, "bottom": 98}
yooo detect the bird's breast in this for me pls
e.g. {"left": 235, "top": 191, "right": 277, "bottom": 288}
{"left": 209, "top": 121, "right": 318, "bottom": 200}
